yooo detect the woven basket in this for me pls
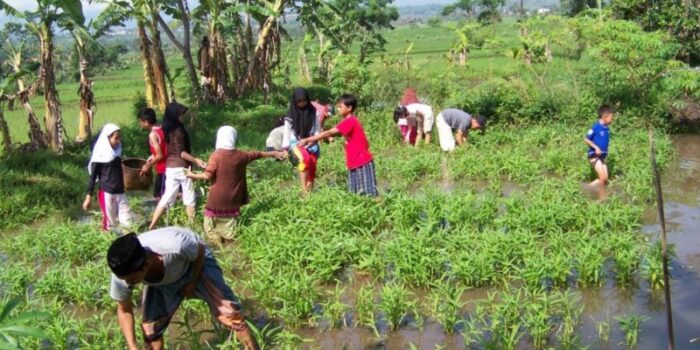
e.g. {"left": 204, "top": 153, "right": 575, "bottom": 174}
{"left": 122, "top": 158, "right": 152, "bottom": 191}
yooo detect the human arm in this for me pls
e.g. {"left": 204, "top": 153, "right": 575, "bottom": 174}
{"left": 180, "top": 242, "right": 205, "bottom": 297}
{"left": 259, "top": 150, "right": 286, "bottom": 160}
{"left": 297, "top": 128, "right": 340, "bottom": 147}
{"left": 117, "top": 300, "right": 139, "bottom": 350}
{"left": 180, "top": 151, "right": 207, "bottom": 168}
{"left": 185, "top": 168, "right": 212, "bottom": 181}
{"left": 584, "top": 138, "right": 601, "bottom": 155}
{"left": 456, "top": 129, "right": 467, "bottom": 146}
{"left": 83, "top": 163, "right": 101, "bottom": 211}
{"left": 141, "top": 132, "right": 164, "bottom": 176}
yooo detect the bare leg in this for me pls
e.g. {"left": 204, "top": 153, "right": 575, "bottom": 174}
{"left": 593, "top": 160, "right": 608, "bottom": 186}
{"left": 424, "top": 132, "right": 432, "bottom": 144}
{"left": 186, "top": 205, "right": 195, "bottom": 225}
{"left": 149, "top": 205, "right": 167, "bottom": 230}
{"left": 145, "top": 338, "right": 164, "bottom": 350}
{"left": 299, "top": 171, "right": 309, "bottom": 196}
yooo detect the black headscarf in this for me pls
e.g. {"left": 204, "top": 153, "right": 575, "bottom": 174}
{"left": 286, "top": 87, "right": 316, "bottom": 139}
{"left": 162, "top": 102, "right": 191, "bottom": 153}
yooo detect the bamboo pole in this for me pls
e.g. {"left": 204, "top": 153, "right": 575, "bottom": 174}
{"left": 648, "top": 129, "right": 675, "bottom": 350}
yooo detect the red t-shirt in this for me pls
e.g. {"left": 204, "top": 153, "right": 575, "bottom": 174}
{"left": 335, "top": 115, "right": 373, "bottom": 170}
{"left": 150, "top": 126, "right": 167, "bottom": 174}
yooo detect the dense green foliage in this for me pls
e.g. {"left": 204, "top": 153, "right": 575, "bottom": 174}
{"left": 0, "top": 11, "right": 691, "bottom": 349}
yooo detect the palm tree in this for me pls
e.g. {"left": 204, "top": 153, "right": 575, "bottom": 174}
{"left": 0, "top": 0, "right": 86, "bottom": 153}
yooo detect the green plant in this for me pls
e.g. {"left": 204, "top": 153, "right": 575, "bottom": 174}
{"left": 378, "top": 282, "right": 414, "bottom": 331}
{"left": 616, "top": 314, "right": 649, "bottom": 349}
{"left": 0, "top": 298, "right": 50, "bottom": 349}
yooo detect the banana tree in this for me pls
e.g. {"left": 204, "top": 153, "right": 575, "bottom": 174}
{"left": 0, "top": 59, "right": 41, "bottom": 154}
{"left": 0, "top": 0, "right": 86, "bottom": 153}
{"left": 2, "top": 40, "right": 47, "bottom": 150}
{"left": 449, "top": 22, "right": 480, "bottom": 65}
{"left": 114, "top": 0, "right": 169, "bottom": 110}
{"left": 192, "top": 0, "right": 239, "bottom": 103}
{"left": 68, "top": 2, "right": 129, "bottom": 143}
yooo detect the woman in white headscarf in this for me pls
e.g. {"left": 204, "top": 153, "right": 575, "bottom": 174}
{"left": 186, "top": 126, "right": 284, "bottom": 246}
{"left": 83, "top": 123, "right": 133, "bottom": 231}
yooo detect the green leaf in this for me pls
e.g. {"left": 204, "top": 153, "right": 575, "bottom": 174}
{"left": 0, "top": 325, "right": 47, "bottom": 339}
{"left": 55, "top": 0, "right": 85, "bottom": 25}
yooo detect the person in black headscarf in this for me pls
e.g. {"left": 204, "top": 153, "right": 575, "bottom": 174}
{"left": 149, "top": 102, "right": 207, "bottom": 230}
{"left": 282, "top": 87, "right": 321, "bottom": 195}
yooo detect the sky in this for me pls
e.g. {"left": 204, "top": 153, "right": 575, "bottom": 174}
{"left": 0, "top": 0, "right": 108, "bottom": 25}
{"left": 0, "top": 0, "right": 453, "bottom": 27}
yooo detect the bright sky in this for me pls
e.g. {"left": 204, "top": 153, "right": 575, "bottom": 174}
{"left": 1, "top": 0, "right": 107, "bottom": 22}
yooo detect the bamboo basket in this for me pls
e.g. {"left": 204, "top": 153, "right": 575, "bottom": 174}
{"left": 122, "top": 158, "right": 152, "bottom": 191}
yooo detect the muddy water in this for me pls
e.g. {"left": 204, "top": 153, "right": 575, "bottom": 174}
{"left": 295, "top": 135, "right": 700, "bottom": 349}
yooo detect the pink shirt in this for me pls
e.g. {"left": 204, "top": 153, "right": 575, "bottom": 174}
{"left": 335, "top": 114, "right": 373, "bottom": 170}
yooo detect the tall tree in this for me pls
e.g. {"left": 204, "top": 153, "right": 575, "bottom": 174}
{"left": 442, "top": 0, "right": 505, "bottom": 21}
{"left": 158, "top": 0, "right": 201, "bottom": 102}
{"left": 611, "top": 0, "right": 700, "bottom": 65}
{"left": 0, "top": 0, "right": 86, "bottom": 152}
{"left": 0, "top": 58, "right": 41, "bottom": 153}
{"left": 114, "top": 0, "right": 170, "bottom": 110}
{"left": 560, "top": 0, "right": 597, "bottom": 16}
{"left": 331, "top": 0, "right": 399, "bottom": 63}
{"left": 67, "top": 5, "right": 127, "bottom": 143}
{"left": 2, "top": 41, "right": 47, "bottom": 150}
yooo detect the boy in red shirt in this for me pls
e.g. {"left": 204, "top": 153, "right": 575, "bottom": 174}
{"left": 137, "top": 108, "right": 167, "bottom": 200}
{"left": 298, "top": 94, "right": 378, "bottom": 197}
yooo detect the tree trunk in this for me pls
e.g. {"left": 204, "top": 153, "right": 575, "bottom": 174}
{"left": 138, "top": 21, "right": 158, "bottom": 108}
{"left": 239, "top": 0, "right": 284, "bottom": 94}
{"left": 156, "top": 1, "right": 200, "bottom": 103}
{"left": 40, "top": 28, "right": 64, "bottom": 153}
{"left": 460, "top": 49, "right": 467, "bottom": 65}
{"left": 18, "top": 89, "right": 47, "bottom": 150}
{"left": 299, "top": 43, "right": 311, "bottom": 83}
{"left": 0, "top": 106, "right": 12, "bottom": 153}
{"left": 76, "top": 52, "right": 93, "bottom": 143}
{"left": 149, "top": 17, "right": 170, "bottom": 110}
{"left": 211, "top": 31, "right": 230, "bottom": 101}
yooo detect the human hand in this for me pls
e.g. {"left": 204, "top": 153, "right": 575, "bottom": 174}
{"left": 594, "top": 147, "right": 601, "bottom": 156}
{"left": 140, "top": 163, "right": 150, "bottom": 177}
{"left": 196, "top": 159, "right": 207, "bottom": 169}
{"left": 275, "top": 151, "right": 286, "bottom": 161}
{"left": 183, "top": 168, "right": 192, "bottom": 178}
{"left": 297, "top": 139, "right": 308, "bottom": 147}
{"left": 82, "top": 195, "right": 91, "bottom": 211}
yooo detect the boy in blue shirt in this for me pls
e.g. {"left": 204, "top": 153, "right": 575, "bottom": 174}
{"left": 585, "top": 105, "right": 614, "bottom": 186}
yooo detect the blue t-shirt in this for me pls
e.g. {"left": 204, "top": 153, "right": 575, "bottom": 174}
{"left": 586, "top": 121, "right": 610, "bottom": 158}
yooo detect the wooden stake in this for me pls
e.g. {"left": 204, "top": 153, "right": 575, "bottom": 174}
{"left": 649, "top": 129, "right": 675, "bottom": 350}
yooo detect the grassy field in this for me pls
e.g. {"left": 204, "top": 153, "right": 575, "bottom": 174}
{"left": 0, "top": 18, "right": 681, "bottom": 350}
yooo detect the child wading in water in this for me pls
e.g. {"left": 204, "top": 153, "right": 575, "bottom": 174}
{"left": 283, "top": 88, "right": 321, "bottom": 195}
{"left": 137, "top": 108, "right": 167, "bottom": 200}
{"left": 186, "top": 126, "right": 284, "bottom": 246}
{"left": 149, "top": 103, "right": 207, "bottom": 230}
{"left": 585, "top": 105, "right": 614, "bottom": 187}
{"left": 83, "top": 123, "right": 133, "bottom": 231}
{"left": 298, "top": 94, "right": 378, "bottom": 197}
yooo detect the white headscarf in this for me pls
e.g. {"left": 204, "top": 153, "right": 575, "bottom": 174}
{"left": 215, "top": 125, "right": 237, "bottom": 150}
{"left": 88, "top": 123, "right": 122, "bottom": 174}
